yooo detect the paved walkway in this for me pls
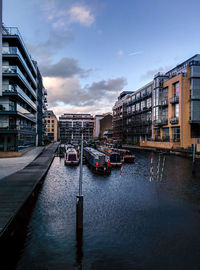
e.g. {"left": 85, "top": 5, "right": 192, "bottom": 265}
{"left": 0, "top": 147, "right": 44, "bottom": 180}
{"left": 0, "top": 142, "right": 59, "bottom": 238}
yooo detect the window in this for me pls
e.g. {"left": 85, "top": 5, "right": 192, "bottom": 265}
{"left": 147, "top": 86, "right": 152, "bottom": 95}
{"left": 52, "top": 129, "right": 54, "bottom": 132}
{"left": 141, "top": 89, "right": 146, "bottom": 97}
{"left": 136, "top": 93, "right": 140, "bottom": 100}
{"left": 52, "top": 120, "right": 54, "bottom": 123}
{"left": 132, "top": 104, "right": 135, "bottom": 111}
{"left": 175, "top": 104, "right": 179, "bottom": 118}
{"left": 172, "top": 127, "right": 180, "bottom": 142}
{"left": 141, "top": 100, "right": 146, "bottom": 110}
{"left": 147, "top": 98, "right": 151, "bottom": 108}
{"left": 136, "top": 103, "right": 140, "bottom": 111}
{"left": 155, "top": 128, "right": 160, "bottom": 136}
{"left": 173, "top": 82, "right": 179, "bottom": 97}
{"left": 48, "top": 120, "right": 50, "bottom": 123}
{"left": 162, "top": 128, "right": 169, "bottom": 141}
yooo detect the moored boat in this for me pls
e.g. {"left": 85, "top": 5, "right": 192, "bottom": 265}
{"left": 98, "top": 146, "right": 123, "bottom": 167}
{"left": 112, "top": 148, "right": 135, "bottom": 163}
{"left": 65, "top": 147, "right": 79, "bottom": 166}
{"left": 84, "top": 147, "right": 111, "bottom": 174}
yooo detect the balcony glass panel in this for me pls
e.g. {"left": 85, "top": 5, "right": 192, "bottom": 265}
{"left": 2, "top": 47, "right": 36, "bottom": 85}
{"left": 17, "top": 104, "right": 36, "bottom": 121}
{"left": 3, "top": 27, "right": 37, "bottom": 75}
{"left": 2, "top": 66, "right": 36, "bottom": 98}
{"left": 2, "top": 84, "right": 36, "bottom": 110}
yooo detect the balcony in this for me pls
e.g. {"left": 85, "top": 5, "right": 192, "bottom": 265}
{"left": 170, "top": 96, "right": 179, "bottom": 104}
{"left": 2, "top": 84, "right": 36, "bottom": 110}
{"left": 3, "top": 27, "right": 37, "bottom": 75}
{"left": 3, "top": 46, "right": 37, "bottom": 87}
{"left": 153, "top": 119, "right": 168, "bottom": 126}
{"left": 170, "top": 117, "right": 179, "bottom": 124}
{"left": 2, "top": 66, "right": 37, "bottom": 98}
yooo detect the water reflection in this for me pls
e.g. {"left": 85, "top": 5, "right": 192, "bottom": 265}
{"left": 15, "top": 152, "right": 200, "bottom": 270}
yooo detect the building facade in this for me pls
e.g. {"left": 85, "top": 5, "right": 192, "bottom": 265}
{"left": 141, "top": 54, "right": 200, "bottom": 151}
{"left": 59, "top": 114, "right": 94, "bottom": 144}
{"left": 44, "top": 110, "right": 58, "bottom": 142}
{"left": 94, "top": 115, "right": 104, "bottom": 138}
{"left": 0, "top": 26, "right": 46, "bottom": 152}
{"left": 124, "top": 82, "right": 153, "bottom": 144}
{"left": 113, "top": 84, "right": 153, "bottom": 144}
{"left": 113, "top": 91, "right": 133, "bottom": 142}
{"left": 99, "top": 113, "right": 113, "bottom": 138}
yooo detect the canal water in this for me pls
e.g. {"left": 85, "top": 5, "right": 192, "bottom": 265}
{"left": 15, "top": 152, "right": 200, "bottom": 270}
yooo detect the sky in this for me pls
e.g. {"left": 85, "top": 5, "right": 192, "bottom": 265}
{"left": 3, "top": 0, "right": 200, "bottom": 117}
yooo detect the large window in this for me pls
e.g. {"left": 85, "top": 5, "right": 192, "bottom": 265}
{"left": 162, "top": 128, "right": 169, "bottom": 141}
{"left": 141, "top": 100, "right": 146, "bottom": 110}
{"left": 172, "top": 127, "right": 180, "bottom": 142}
{"left": 173, "top": 82, "right": 179, "bottom": 97}
{"left": 147, "top": 98, "right": 151, "bottom": 108}
{"left": 136, "top": 103, "right": 140, "bottom": 111}
{"left": 175, "top": 104, "right": 179, "bottom": 118}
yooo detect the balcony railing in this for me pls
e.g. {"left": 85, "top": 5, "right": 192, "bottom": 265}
{"left": 3, "top": 47, "right": 36, "bottom": 86}
{"left": 153, "top": 118, "right": 168, "bottom": 126}
{"left": 170, "top": 117, "right": 179, "bottom": 124}
{"left": 0, "top": 122, "right": 36, "bottom": 132}
{"left": 170, "top": 96, "right": 179, "bottom": 104}
{"left": 2, "top": 84, "right": 36, "bottom": 110}
{"left": 2, "top": 66, "right": 37, "bottom": 98}
{"left": 3, "top": 27, "right": 37, "bottom": 75}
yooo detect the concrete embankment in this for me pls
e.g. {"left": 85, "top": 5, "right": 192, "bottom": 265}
{"left": 0, "top": 142, "right": 59, "bottom": 241}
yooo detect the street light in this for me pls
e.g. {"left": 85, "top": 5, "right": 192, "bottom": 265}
{"left": 76, "top": 127, "right": 84, "bottom": 234}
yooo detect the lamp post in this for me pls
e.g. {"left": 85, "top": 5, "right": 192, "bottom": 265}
{"left": 76, "top": 127, "right": 84, "bottom": 233}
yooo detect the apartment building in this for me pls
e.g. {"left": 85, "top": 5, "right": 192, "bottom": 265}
{"left": 59, "top": 114, "right": 94, "bottom": 144}
{"left": 45, "top": 110, "right": 58, "bottom": 142}
{"left": 124, "top": 82, "right": 153, "bottom": 144}
{"left": 113, "top": 91, "right": 133, "bottom": 142}
{"left": 113, "top": 83, "right": 153, "bottom": 144}
{"left": 0, "top": 27, "right": 38, "bottom": 151}
{"left": 140, "top": 54, "right": 200, "bottom": 151}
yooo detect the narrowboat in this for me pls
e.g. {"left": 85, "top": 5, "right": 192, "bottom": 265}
{"left": 112, "top": 148, "right": 135, "bottom": 163}
{"left": 84, "top": 147, "right": 111, "bottom": 174}
{"left": 65, "top": 147, "right": 79, "bottom": 166}
{"left": 98, "top": 146, "right": 123, "bottom": 167}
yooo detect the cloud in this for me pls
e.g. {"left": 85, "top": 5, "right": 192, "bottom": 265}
{"left": 40, "top": 57, "right": 90, "bottom": 78}
{"left": 117, "top": 50, "right": 124, "bottom": 56}
{"left": 128, "top": 51, "right": 142, "bottom": 56}
{"left": 50, "top": 104, "right": 112, "bottom": 118}
{"left": 140, "top": 65, "right": 173, "bottom": 81}
{"left": 41, "top": 2, "right": 95, "bottom": 28}
{"left": 27, "top": 30, "right": 74, "bottom": 63}
{"left": 43, "top": 76, "right": 127, "bottom": 107}
{"left": 68, "top": 5, "right": 95, "bottom": 26}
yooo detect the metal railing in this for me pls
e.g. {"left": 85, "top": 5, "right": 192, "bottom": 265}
{"left": 2, "top": 66, "right": 37, "bottom": 98}
{"left": 3, "top": 27, "right": 37, "bottom": 75}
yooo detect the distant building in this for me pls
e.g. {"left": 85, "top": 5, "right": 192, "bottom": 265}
{"left": 94, "top": 115, "right": 104, "bottom": 138}
{"left": 44, "top": 110, "right": 58, "bottom": 142}
{"left": 112, "top": 91, "right": 133, "bottom": 142}
{"left": 59, "top": 113, "right": 94, "bottom": 144}
{"left": 99, "top": 113, "right": 112, "bottom": 138}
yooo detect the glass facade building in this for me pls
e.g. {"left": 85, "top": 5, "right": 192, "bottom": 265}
{"left": 0, "top": 26, "right": 46, "bottom": 151}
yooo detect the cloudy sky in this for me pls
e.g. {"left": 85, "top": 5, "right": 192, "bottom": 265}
{"left": 3, "top": 0, "right": 200, "bottom": 116}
